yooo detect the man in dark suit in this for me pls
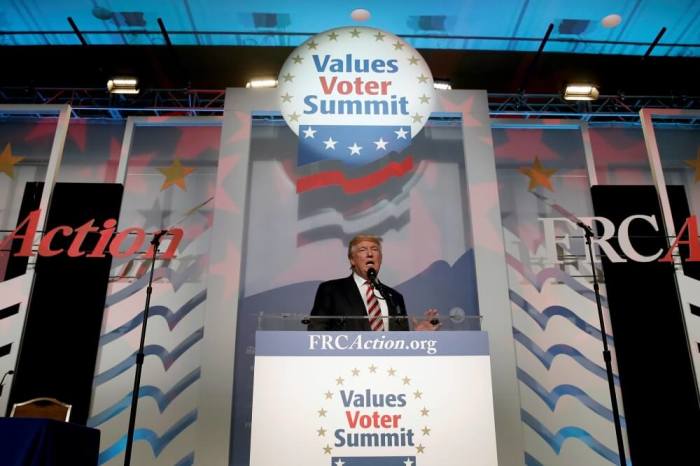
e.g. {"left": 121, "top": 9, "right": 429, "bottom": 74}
{"left": 308, "top": 234, "right": 439, "bottom": 331}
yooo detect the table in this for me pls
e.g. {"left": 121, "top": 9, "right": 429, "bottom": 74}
{"left": 0, "top": 417, "right": 100, "bottom": 466}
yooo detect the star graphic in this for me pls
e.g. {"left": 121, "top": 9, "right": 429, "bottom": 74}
{"left": 374, "top": 32, "right": 385, "bottom": 41}
{"left": 408, "top": 56, "right": 419, "bottom": 65}
{"left": 157, "top": 159, "right": 195, "bottom": 191}
{"left": 318, "top": 408, "right": 327, "bottom": 417}
{"left": 317, "top": 427, "right": 327, "bottom": 436}
{"left": 323, "top": 444, "right": 332, "bottom": 454}
{"left": 288, "top": 112, "right": 300, "bottom": 122}
{"left": 325, "top": 390, "right": 333, "bottom": 399}
{"left": 348, "top": 143, "right": 362, "bottom": 155}
{"left": 422, "top": 426, "right": 431, "bottom": 435}
{"left": 334, "top": 459, "right": 345, "bottom": 466}
{"left": 393, "top": 40, "right": 405, "bottom": 50}
{"left": 350, "top": 28, "right": 361, "bottom": 38}
{"left": 303, "top": 126, "right": 317, "bottom": 138}
{"left": 0, "top": 144, "right": 25, "bottom": 178}
{"left": 404, "top": 459, "right": 414, "bottom": 466}
{"left": 419, "top": 94, "right": 431, "bottom": 104}
{"left": 323, "top": 137, "right": 337, "bottom": 150}
{"left": 137, "top": 197, "right": 174, "bottom": 230}
{"left": 518, "top": 156, "right": 558, "bottom": 191}
{"left": 292, "top": 55, "right": 303, "bottom": 64}
{"left": 327, "top": 32, "right": 339, "bottom": 41}
{"left": 387, "top": 368, "right": 397, "bottom": 376}
{"left": 413, "top": 390, "right": 423, "bottom": 399}
{"left": 394, "top": 128, "right": 408, "bottom": 139}
{"left": 351, "top": 368, "right": 360, "bottom": 376}
{"left": 683, "top": 149, "right": 700, "bottom": 181}
{"left": 374, "top": 138, "right": 388, "bottom": 150}
{"left": 420, "top": 407, "right": 429, "bottom": 416}
{"left": 336, "top": 376, "right": 345, "bottom": 385}
{"left": 402, "top": 376, "right": 411, "bottom": 385}
{"left": 417, "top": 74, "right": 429, "bottom": 84}
{"left": 416, "top": 444, "right": 425, "bottom": 454}
{"left": 369, "top": 364, "right": 377, "bottom": 373}
{"left": 281, "top": 92, "right": 293, "bottom": 103}
{"left": 282, "top": 73, "right": 294, "bottom": 82}
{"left": 307, "top": 39, "right": 319, "bottom": 49}
{"left": 412, "top": 113, "right": 423, "bottom": 123}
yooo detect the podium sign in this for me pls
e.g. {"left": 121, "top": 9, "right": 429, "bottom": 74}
{"left": 250, "top": 331, "right": 498, "bottom": 466}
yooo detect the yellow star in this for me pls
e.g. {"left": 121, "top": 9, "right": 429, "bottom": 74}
{"left": 307, "top": 39, "right": 318, "bottom": 49}
{"left": 158, "top": 159, "right": 195, "bottom": 191}
{"left": 413, "top": 390, "right": 423, "bottom": 399}
{"left": 387, "top": 368, "right": 396, "bottom": 376}
{"left": 402, "top": 376, "right": 411, "bottom": 385}
{"left": 288, "top": 112, "right": 300, "bottom": 122}
{"left": 282, "top": 73, "right": 294, "bottom": 82}
{"left": 417, "top": 74, "right": 429, "bottom": 84}
{"left": 281, "top": 92, "right": 293, "bottom": 103}
{"left": 374, "top": 32, "right": 385, "bottom": 41}
{"left": 336, "top": 376, "right": 344, "bottom": 385}
{"left": 317, "top": 427, "right": 327, "bottom": 436}
{"left": 324, "top": 390, "right": 333, "bottom": 399}
{"left": 683, "top": 148, "right": 700, "bottom": 182}
{"left": 327, "top": 32, "right": 339, "bottom": 41}
{"left": 0, "top": 143, "right": 25, "bottom": 179}
{"left": 408, "top": 56, "right": 419, "bottom": 65}
{"left": 420, "top": 407, "right": 429, "bottom": 416}
{"left": 318, "top": 408, "right": 327, "bottom": 417}
{"left": 419, "top": 94, "right": 430, "bottom": 104}
{"left": 351, "top": 368, "right": 360, "bottom": 376}
{"left": 411, "top": 113, "right": 423, "bottom": 123}
{"left": 350, "top": 28, "right": 361, "bottom": 38}
{"left": 518, "top": 156, "right": 557, "bottom": 191}
{"left": 393, "top": 40, "right": 404, "bottom": 50}
{"left": 422, "top": 426, "right": 431, "bottom": 435}
{"left": 369, "top": 364, "right": 377, "bottom": 373}
{"left": 292, "top": 55, "right": 303, "bottom": 64}
{"left": 323, "top": 444, "right": 332, "bottom": 454}
{"left": 416, "top": 444, "right": 425, "bottom": 454}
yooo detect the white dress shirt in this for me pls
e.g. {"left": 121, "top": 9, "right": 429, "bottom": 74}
{"left": 353, "top": 272, "right": 389, "bottom": 331}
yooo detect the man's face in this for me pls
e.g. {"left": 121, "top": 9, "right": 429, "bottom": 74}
{"left": 349, "top": 240, "right": 382, "bottom": 279}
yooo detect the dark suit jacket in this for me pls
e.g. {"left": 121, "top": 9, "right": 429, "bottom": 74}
{"left": 308, "top": 275, "right": 409, "bottom": 331}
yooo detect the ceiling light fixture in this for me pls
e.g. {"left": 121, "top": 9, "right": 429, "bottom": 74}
{"left": 245, "top": 78, "right": 278, "bottom": 89}
{"left": 601, "top": 14, "right": 622, "bottom": 28}
{"left": 433, "top": 80, "right": 452, "bottom": 90}
{"left": 107, "top": 77, "right": 139, "bottom": 94}
{"left": 351, "top": 9, "right": 370, "bottom": 22}
{"left": 564, "top": 84, "right": 599, "bottom": 101}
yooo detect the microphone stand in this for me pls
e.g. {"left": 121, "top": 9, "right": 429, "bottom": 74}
{"left": 123, "top": 230, "right": 167, "bottom": 466}
{"left": 578, "top": 221, "right": 627, "bottom": 466}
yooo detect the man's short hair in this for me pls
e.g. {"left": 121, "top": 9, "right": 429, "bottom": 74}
{"left": 347, "top": 234, "right": 383, "bottom": 258}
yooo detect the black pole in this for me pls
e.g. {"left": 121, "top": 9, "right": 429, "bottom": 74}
{"left": 581, "top": 224, "right": 628, "bottom": 466}
{"left": 123, "top": 230, "right": 166, "bottom": 466}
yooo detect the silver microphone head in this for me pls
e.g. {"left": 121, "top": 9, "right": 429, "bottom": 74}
{"left": 449, "top": 307, "right": 466, "bottom": 324}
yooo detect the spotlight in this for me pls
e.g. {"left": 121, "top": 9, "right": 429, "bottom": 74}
{"left": 564, "top": 84, "right": 599, "bottom": 101}
{"left": 245, "top": 78, "right": 278, "bottom": 89}
{"left": 107, "top": 77, "right": 139, "bottom": 94}
{"left": 433, "top": 80, "right": 452, "bottom": 90}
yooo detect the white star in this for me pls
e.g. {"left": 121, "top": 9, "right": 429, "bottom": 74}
{"left": 394, "top": 128, "right": 408, "bottom": 139}
{"left": 303, "top": 127, "right": 317, "bottom": 139}
{"left": 374, "top": 137, "right": 388, "bottom": 150}
{"left": 404, "top": 459, "right": 414, "bottom": 466}
{"left": 335, "top": 460, "right": 345, "bottom": 466}
{"left": 323, "top": 137, "right": 337, "bottom": 150}
{"left": 348, "top": 143, "right": 362, "bottom": 155}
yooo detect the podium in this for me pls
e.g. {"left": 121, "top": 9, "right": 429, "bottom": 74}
{"left": 249, "top": 316, "right": 498, "bottom": 466}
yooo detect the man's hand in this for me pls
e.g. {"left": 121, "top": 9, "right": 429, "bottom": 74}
{"left": 412, "top": 308, "right": 441, "bottom": 331}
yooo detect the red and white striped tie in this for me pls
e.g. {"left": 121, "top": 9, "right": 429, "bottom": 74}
{"left": 365, "top": 281, "right": 384, "bottom": 331}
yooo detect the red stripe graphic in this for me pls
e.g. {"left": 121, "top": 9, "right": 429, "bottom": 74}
{"left": 296, "top": 156, "right": 414, "bottom": 194}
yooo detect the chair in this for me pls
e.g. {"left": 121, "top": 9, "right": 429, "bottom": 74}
{"left": 10, "top": 397, "right": 72, "bottom": 422}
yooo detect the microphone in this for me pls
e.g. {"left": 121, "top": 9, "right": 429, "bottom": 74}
{"left": 0, "top": 370, "right": 14, "bottom": 397}
{"left": 367, "top": 268, "right": 379, "bottom": 287}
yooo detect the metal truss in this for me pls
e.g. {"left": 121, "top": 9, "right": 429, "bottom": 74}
{"left": 0, "top": 86, "right": 698, "bottom": 125}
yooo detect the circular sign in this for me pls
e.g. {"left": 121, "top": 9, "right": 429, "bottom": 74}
{"left": 278, "top": 26, "right": 435, "bottom": 149}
